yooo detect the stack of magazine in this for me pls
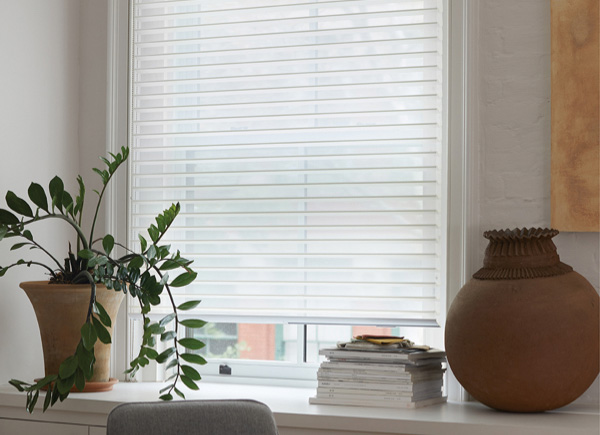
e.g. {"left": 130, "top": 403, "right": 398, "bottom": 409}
{"left": 310, "top": 339, "right": 447, "bottom": 409}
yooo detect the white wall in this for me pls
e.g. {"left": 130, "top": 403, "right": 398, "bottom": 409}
{"left": 79, "top": 0, "right": 109, "bottom": 232}
{"left": 0, "top": 0, "right": 111, "bottom": 384}
{"left": 0, "top": 1, "right": 82, "bottom": 381}
{"left": 476, "top": 0, "right": 599, "bottom": 405}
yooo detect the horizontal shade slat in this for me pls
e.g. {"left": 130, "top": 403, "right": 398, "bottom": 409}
{"left": 133, "top": 147, "right": 438, "bottom": 162}
{"left": 133, "top": 114, "right": 439, "bottom": 136}
{"left": 134, "top": 101, "right": 439, "bottom": 123}
{"left": 133, "top": 211, "right": 439, "bottom": 227}
{"left": 133, "top": 108, "right": 438, "bottom": 125}
{"left": 134, "top": 0, "right": 437, "bottom": 14}
{"left": 134, "top": 56, "right": 438, "bottom": 85}
{"left": 134, "top": 1, "right": 437, "bottom": 23}
{"left": 133, "top": 186, "right": 438, "bottom": 202}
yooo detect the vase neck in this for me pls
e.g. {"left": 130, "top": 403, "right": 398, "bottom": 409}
{"left": 473, "top": 228, "right": 573, "bottom": 280}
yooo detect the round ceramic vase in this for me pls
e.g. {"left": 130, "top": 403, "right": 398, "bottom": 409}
{"left": 445, "top": 228, "right": 599, "bottom": 412}
{"left": 20, "top": 281, "right": 124, "bottom": 392}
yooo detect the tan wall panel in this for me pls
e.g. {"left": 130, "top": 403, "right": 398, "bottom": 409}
{"left": 551, "top": 0, "right": 600, "bottom": 232}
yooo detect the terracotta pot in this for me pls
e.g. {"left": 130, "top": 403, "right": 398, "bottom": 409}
{"left": 445, "top": 228, "right": 599, "bottom": 412}
{"left": 20, "top": 281, "right": 124, "bottom": 392}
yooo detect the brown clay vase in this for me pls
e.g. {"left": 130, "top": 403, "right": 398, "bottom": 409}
{"left": 445, "top": 228, "right": 599, "bottom": 412}
{"left": 20, "top": 281, "right": 124, "bottom": 392}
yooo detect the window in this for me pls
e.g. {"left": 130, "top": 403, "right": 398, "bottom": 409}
{"left": 126, "top": 0, "right": 448, "bottom": 382}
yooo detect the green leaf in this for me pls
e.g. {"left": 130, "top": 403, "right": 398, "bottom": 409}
{"left": 81, "top": 322, "right": 97, "bottom": 350}
{"left": 148, "top": 293, "right": 161, "bottom": 306}
{"left": 177, "top": 300, "right": 202, "bottom": 311}
{"left": 87, "top": 255, "right": 108, "bottom": 268}
{"left": 35, "top": 374, "right": 58, "bottom": 389}
{"left": 50, "top": 384, "right": 60, "bottom": 406}
{"left": 155, "top": 347, "right": 176, "bottom": 364}
{"left": 93, "top": 168, "right": 109, "bottom": 185}
{"left": 27, "top": 390, "right": 40, "bottom": 414}
{"left": 148, "top": 225, "right": 160, "bottom": 243}
{"left": 0, "top": 208, "right": 19, "bottom": 225}
{"left": 56, "top": 376, "right": 74, "bottom": 395}
{"left": 181, "top": 364, "right": 201, "bottom": 381}
{"left": 178, "top": 319, "right": 207, "bottom": 329}
{"left": 147, "top": 244, "right": 157, "bottom": 259}
{"left": 74, "top": 175, "right": 85, "bottom": 216}
{"left": 138, "top": 234, "right": 147, "bottom": 252}
{"left": 74, "top": 369, "right": 85, "bottom": 391}
{"left": 170, "top": 272, "right": 197, "bottom": 288}
{"left": 159, "top": 384, "right": 174, "bottom": 394}
{"left": 174, "top": 387, "right": 185, "bottom": 399}
{"left": 143, "top": 347, "right": 159, "bottom": 360}
{"left": 159, "top": 259, "right": 182, "bottom": 271}
{"left": 178, "top": 337, "right": 205, "bottom": 350}
{"left": 94, "top": 301, "right": 112, "bottom": 327}
{"left": 43, "top": 387, "right": 52, "bottom": 412}
{"left": 145, "top": 322, "right": 164, "bottom": 337}
{"left": 180, "top": 353, "right": 207, "bottom": 365}
{"left": 28, "top": 183, "right": 48, "bottom": 212}
{"left": 165, "top": 358, "right": 178, "bottom": 370}
{"left": 129, "top": 255, "right": 144, "bottom": 270}
{"left": 159, "top": 272, "right": 170, "bottom": 286}
{"left": 9, "top": 379, "right": 26, "bottom": 392}
{"left": 6, "top": 191, "right": 33, "bottom": 217}
{"left": 59, "top": 355, "right": 79, "bottom": 379}
{"left": 180, "top": 375, "right": 199, "bottom": 391}
{"left": 159, "top": 393, "right": 173, "bottom": 401}
{"left": 160, "top": 330, "right": 177, "bottom": 342}
{"left": 76, "top": 343, "right": 95, "bottom": 380}
{"left": 156, "top": 215, "right": 166, "bottom": 233}
{"left": 102, "top": 234, "right": 115, "bottom": 256}
{"left": 165, "top": 372, "right": 178, "bottom": 382}
{"left": 49, "top": 176, "right": 64, "bottom": 210}
{"left": 159, "top": 313, "right": 176, "bottom": 327}
{"left": 62, "top": 191, "right": 74, "bottom": 213}
{"left": 92, "top": 316, "right": 111, "bottom": 344}
{"left": 78, "top": 249, "right": 95, "bottom": 260}
{"left": 11, "top": 242, "right": 29, "bottom": 251}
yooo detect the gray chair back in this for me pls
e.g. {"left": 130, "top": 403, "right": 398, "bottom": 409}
{"left": 106, "top": 399, "right": 279, "bottom": 435}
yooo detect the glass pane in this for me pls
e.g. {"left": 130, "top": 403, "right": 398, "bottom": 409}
{"left": 187, "top": 322, "right": 296, "bottom": 362}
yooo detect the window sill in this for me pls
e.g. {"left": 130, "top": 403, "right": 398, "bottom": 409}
{"left": 0, "top": 382, "right": 597, "bottom": 435}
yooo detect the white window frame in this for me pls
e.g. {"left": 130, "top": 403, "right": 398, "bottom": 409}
{"left": 105, "top": 0, "right": 480, "bottom": 401}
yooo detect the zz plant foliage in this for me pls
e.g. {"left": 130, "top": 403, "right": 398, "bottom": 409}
{"left": 0, "top": 147, "right": 206, "bottom": 412}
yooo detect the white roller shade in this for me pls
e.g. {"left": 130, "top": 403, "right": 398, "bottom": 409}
{"left": 129, "top": 0, "right": 445, "bottom": 326}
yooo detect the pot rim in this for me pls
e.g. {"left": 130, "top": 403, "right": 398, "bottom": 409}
{"left": 483, "top": 227, "right": 559, "bottom": 240}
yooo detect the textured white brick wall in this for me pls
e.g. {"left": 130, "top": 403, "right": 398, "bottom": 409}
{"left": 477, "top": 0, "right": 599, "bottom": 406}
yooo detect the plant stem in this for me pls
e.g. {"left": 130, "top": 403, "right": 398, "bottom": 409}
{"left": 22, "top": 214, "right": 89, "bottom": 251}
{"left": 21, "top": 237, "right": 65, "bottom": 274}
{"left": 73, "top": 270, "right": 96, "bottom": 323}
{"left": 4, "top": 261, "right": 57, "bottom": 278}
{"left": 89, "top": 172, "right": 116, "bottom": 245}
{"left": 154, "top": 267, "right": 180, "bottom": 397}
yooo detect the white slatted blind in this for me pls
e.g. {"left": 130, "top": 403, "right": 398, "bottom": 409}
{"left": 129, "top": 0, "right": 445, "bottom": 326}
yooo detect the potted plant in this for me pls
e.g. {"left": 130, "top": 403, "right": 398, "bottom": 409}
{"left": 0, "top": 147, "right": 206, "bottom": 413}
